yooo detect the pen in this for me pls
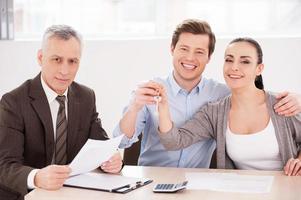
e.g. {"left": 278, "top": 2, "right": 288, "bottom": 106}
{"left": 112, "top": 179, "right": 153, "bottom": 193}
{"left": 112, "top": 182, "right": 138, "bottom": 191}
{"left": 141, "top": 179, "right": 153, "bottom": 185}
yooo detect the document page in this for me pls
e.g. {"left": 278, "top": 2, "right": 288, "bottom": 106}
{"left": 69, "top": 135, "right": 123, "bottom": 176}
{"left": 185, "top": 172, "right": 274, "bottom": 193}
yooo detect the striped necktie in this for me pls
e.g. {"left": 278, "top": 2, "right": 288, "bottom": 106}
{"left": 55, "top": 95, "right": 68, "bottom": 165}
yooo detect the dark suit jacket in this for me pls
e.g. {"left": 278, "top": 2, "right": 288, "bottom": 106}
{"left": 0, "top": 183, "right": 23, "bottom": 200}
{"left": 0, "top": 73, "right": 108, "bottom": 196}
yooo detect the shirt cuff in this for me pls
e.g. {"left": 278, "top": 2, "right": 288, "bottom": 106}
{"left": 113, "top": 125, "right": 139, "bottom": 148}
{"left": 27, "top": 169, "right": 39, "bottom": 189}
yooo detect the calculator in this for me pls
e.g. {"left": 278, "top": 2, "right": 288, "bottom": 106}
{"left": 152, "top": 181, "right": 188, "bottom": 193}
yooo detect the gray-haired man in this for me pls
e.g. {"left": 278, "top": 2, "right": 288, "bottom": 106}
{"left": 0, "top": 25, "right": 122, "bottom": 196}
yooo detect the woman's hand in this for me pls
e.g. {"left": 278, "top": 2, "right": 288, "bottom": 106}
{"left": 284, "top": 158, "right": 301, "bottom": 176}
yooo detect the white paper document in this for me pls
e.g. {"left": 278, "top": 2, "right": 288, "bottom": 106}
{"left": 185, "top": 172, "right": 274, "bottom": 193}
{"left": 69, "top": 135, "right": 123, "bottom": 176}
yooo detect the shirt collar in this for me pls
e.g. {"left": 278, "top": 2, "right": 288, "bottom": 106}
{"left": 167, "top": 71, "right": 204, "bottom": 97}
{"left": 41, "top": 76, "right": 68, "bottom": 103}
{"left": 167, "top": 73, "right": 181, "bottom": 96}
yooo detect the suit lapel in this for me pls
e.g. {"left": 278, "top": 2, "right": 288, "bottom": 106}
{"left": 29, "top": 74, "right": 55, "bottom": 165}
{"left": 67, "top": 84, "right": 80, "bottom": 163}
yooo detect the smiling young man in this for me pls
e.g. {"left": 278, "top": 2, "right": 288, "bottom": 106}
{"left": 113, "top": 19, "right": 301, "bottom": 169}
{"left": 0, "top": 25, "right": 123, "bottom": 196}
{"left": 113, "top": 19, "right": 229, "bottom": 168}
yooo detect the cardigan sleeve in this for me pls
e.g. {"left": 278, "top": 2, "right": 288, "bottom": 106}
{"left": 290, "top": 113, "right": 301, "bottom": 152}
{"left": 158, "top": 102, "right": 218, "bottom": 151}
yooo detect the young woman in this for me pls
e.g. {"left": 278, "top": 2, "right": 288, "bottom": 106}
{"left": 157, "top": 38, "right": 301, "bottom": 176}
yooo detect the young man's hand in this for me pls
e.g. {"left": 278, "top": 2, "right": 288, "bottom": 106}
{"left": 274, "top": 92, "right": 301, "bottom": 116}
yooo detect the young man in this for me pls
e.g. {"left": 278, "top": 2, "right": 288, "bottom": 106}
{"left": 113, "top": 19, "right": 301, "bottom": 168}
{"left": 0, "top": 25, "right": 122, "bottom": 196}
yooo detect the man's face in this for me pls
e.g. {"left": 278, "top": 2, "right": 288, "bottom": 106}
{"left": 38, "top": 37, "right": 81, "bottom": 95}
{"left": 171, "top": 32, "right": 210, "bottom": 88}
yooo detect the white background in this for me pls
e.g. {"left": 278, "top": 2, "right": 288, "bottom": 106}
{"left": 0, "top": 37, "right": 300, "bottom": 135}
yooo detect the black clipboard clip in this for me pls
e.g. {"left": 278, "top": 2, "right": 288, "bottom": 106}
{"left": 112, "top": 179, "right": 153, "bottom": 193}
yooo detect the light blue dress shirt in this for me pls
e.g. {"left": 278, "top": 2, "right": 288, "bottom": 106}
{"left": 113, "top": 73, "right": 230, "bottom": 168}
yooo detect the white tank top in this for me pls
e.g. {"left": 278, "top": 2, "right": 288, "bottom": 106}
{"left": 226, "top": 119, "right": 283, "bottom": 170}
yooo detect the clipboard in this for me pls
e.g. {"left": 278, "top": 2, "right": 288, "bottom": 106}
{"left": 111, "top": 179, "right": 153, "bottom": 193}
{"left": 64, "top": 172, "right": 153, "bottom": 194}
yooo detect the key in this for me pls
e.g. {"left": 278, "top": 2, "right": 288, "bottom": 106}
{"left": 154, "top": 95, "right": 162, "bottom": 116}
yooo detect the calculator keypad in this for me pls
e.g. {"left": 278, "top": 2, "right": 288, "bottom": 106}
{"left": 153, "top": 181, "right": 188, "bottom": 193}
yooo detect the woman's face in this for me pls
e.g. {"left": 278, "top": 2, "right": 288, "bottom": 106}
{"left": 223, "top": 41, "right": 263, "bottom": 90}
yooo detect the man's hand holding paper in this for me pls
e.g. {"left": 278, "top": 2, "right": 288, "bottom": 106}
{"left": 100, "top": 152, "right": 123, "bottom": 173}
{"left": 69, "top": 135, "right": 124, "bottom": 176}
